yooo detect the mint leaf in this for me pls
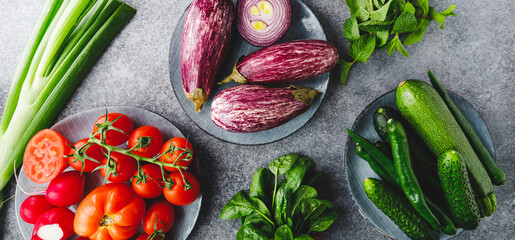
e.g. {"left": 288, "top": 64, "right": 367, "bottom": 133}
{"left": 359, "top": 20, "right": 391, "bottom": 32}
{"left": 416, "top": 0, "right": 429, "bottom": 16}
{"left": 380, "top": 0, "right": 386, "bottom": 4}
{"left": 349, "top": 35, "right": 377, "bottom": 63}
{"left": 371, "top": 0, "right": 392, "bottom": 21}
{"left": 373, "top": 0, "right": 383, "bottom": 9}
{"left": 338, "top": 60, "right": 354, "bottom": 85}
{"left": 404, "top": 19, "right": 429, "bottom": 45}
{"left": 441, "top": 5, "right": 456, "bottom": 16}
{"left": 345, "top": 0, "right": 371, "bottom": 21}
{"left": 376, "top": 30, "right": 389, "bottom": 46}
{"left": 395, "top": 39, "right": 410, "bottom": 57}
{"left": 343, "top": 16, "right": 360, "bottom": 42}
{"left": 391, "top": 11, "right": 417, "bottom": 34}
{"left": 386, "top": 35, "right": 410, "bottom": 57}
{"left": 403, "top": 2, "right": 416, "bottom": 15}
{"left": 432, "top": 12, "right": 446, "bottom": 29}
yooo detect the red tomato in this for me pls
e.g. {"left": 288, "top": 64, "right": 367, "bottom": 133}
{"left": 143, "top": 200, "right": 175, "bottom": 235}
{"left": 163, "top": 171, "right": 200, "bottom": 206}
{"left": 74, "top": 183, "right": 146, "bottom": 240}
{"left": 45, "top": 171, "right": 86, "bottom": 207}
{"left": 68, "top": 138, "right": 104, "bottom": 172}
{"left": 158, "top": 137, "right": 194, "bottom": 172}
{"left": 100, "top": 152, "right": 138, "bottom": 183}
{"left": 93, "top": 113, "right": 134, "bottom": 146}
{"left": 23, "top": 129, "right": 71, "bottom": 184}
{"left": 132, "top": 164, "right": 164, "bottom": 199}
{"left": 32, "top": 207, "right": 74, "bottom": 240}
{"left": 129, "top": 126, "right": 164, "bottom": 158}
{"left": 136, "top": 233, "right": 163, "bottom": 240}
{"left": 20, "top": 195, "right": 55, "bottom": 224}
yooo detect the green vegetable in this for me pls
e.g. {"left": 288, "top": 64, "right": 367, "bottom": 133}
{"left": 428, "top": 70, "right": 506, "bottom": 186}
{"left": 0, "top": 0, "right": 135, "bottom": 202}
{"left": 339, "top": 0, "right": 456, "bottom": 84}
{"left": 396, "top": 80, "right": 496, "bottom": 216}
{"left": 437, "top": 150, "right": 480, "bottom": 230}
{"left": 387, "top": 119, "right": 440, "bottom": 230}
{"left": 221, "top": 154, "right": 338, "bottom": 239}
{"left": 355, "top": 143, "right": 395, "bottom": 185}
{"left": 363, "top": 178, "right": 439, "bottom": 240}
{"left": 426, "top": 197, "right": 457, "bottom": 235}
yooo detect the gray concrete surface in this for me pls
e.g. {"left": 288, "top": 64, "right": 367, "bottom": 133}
{"left": 0, "top": 0, "right": 513, "bottom": 239}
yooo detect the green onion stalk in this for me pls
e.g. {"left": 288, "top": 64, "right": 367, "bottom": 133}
{"left": 0, "top": 0, "right": 136, "bottom": 208}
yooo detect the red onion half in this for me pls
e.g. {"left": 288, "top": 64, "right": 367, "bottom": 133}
{"left": 237, "top": 0, "right": 291, "bottom": 47}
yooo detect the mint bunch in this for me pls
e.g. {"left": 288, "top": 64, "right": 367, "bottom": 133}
{"left": 339, "top": 0, "right": 456, "bottom": 84}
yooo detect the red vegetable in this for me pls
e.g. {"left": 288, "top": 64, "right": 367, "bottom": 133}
{"left": 237, "top": 0, "right": 291, "bottom": 46}
{"left": 132, "top": 164, "right": 164, "bottom": 199}
{"left": 46, "top": 171, "right": 86, "bottom": 207}
{"left": 158, "top": 137, "right": 194, "bottom": 172}
{"left": 23, "top": 129, "right": 71, "bottom": 184}
{"left": 93, "top": 113, "right": 134, "bottom": 146}
{"left": 32, "top": 207, "right": 75, "bottom": 240}
{"left": 143, "top": 200, "right": 175, "bottom": 235}
{"left": 163, "top": 171, "right": 201, "bottom": 206}
{"left": 211, "top": 85, "right": 318, "bottom": 132}
{"left": 220, "top": 39, "right": 339, "bottom": 84}
{"left": 68, "top": 138, "right": 104, "bottom": 172}
{"left": 181, "top": 0, "right": 235, "bottom": 112}
{"left": 100, "top": 152, "right": 138, "bottom": 183}
{"left": 20, "top": 195, "right": 55, "bottom": 224}
{"left": 129, "top": 126, "right": 164, "bottom": 158}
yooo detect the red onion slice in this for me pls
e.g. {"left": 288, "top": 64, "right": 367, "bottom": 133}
{"left": 237, "top": 0, "right": 291, "bottom": 47}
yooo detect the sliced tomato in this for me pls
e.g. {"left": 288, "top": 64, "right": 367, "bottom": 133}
{"left": 68, "top": 138, "right": 104, "bottom": 172}
{"left": 74, "top": 183, "right": 146, "bottom": 240}
{"left": 129, "top": 126, "right": 164, "bottom": 158}
{"left": 158, "top": 137, "right": 193, "bottom": 172}
{"left": 93, "top": 113, "right": 134, "bottom": 146}
{"left": 23, "top": 129, "right": 71, "bottom": 184}
{"left": 163, "top": 171, "right": 200, "bottom": 206}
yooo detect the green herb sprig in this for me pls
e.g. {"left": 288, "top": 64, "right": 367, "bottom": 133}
{"left": 339, "top": 0, "right": 456, "bottom": 84}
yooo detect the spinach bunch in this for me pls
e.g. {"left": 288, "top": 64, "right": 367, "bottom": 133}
{"left": 339, "top": 0, "right": 456, "bottom": 84}
{"left": 220, "top": 154, "right": 339, "bottom": 240}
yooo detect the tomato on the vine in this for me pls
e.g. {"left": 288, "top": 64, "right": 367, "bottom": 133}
{"left": 158, "top": 137, "right": 193, "bottom": 172}
{"left": 100, "top": 152, "right": 137, "bottom": 183}
{"left": 129, "top": 126, "right": 164, "bottom": 158}
{"left": 74, "top": 183, "right": 146, "bottom": 240}
{"left": 93, "top": 113, "right": 134, "bottom": 146}
{"left": 132, "top": 164, "right": 164, "bottom": 198}
{"left": 68, "top": 138, "right": 104, "bottom": 172}
{"left": 143, "top": 200, "right": 175, "bottom": 235}
{"left": 23, "top": 129, "right": 71, "bottom": 184}
{"left": 136, "top": 233, "right": 163, "bottom": 240}
{"left": 163, "top": 171, "right": 200, "bottom": 206}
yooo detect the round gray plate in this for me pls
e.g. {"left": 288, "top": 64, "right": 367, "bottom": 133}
{"left": 169, "top": 0, "right": 329, "bottom": 145}
{"left": 15, "top": 106, "right": 202, "bottom": 240}
{"left": 344, "top": 90, "right": 495, "bottom": 240}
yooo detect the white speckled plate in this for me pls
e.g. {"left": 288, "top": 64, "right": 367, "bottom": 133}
{"left": 15, "top": 106, "right": 202, "bottom": 240}
{"left": 169, "top": 0, "right": 329, "bottom": 145}
{"left": 344, "top": 90, "right": 495, "bottom": 240}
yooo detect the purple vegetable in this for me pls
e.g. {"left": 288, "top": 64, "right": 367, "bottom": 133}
{"left": 237, "top": 0, "right": 291, "bottom": 47}
{"left": 181, "top": 0, "right": 234, "bottom": 112}
{"left": 219, "top": 39, "right": 339, "bottom": 84}
{"left": 211, "top": 85, "right": 318, "bottom": 132}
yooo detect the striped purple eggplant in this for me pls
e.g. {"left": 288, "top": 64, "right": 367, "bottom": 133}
{"left": 219, "top": 39, "right": 339, "bottom": 84}
{"left": 181, "top": 0, "right": 234, "bottom": 112}
{"left": 211, "top": 84, "right": 318, "bottom": 132}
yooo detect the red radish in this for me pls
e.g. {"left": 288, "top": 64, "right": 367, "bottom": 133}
{"left": 46, "top": 171, "right": 85, "bottom": 207}
{"left": 237, "top": 0, "right": 291, "bottom": 46}
{"left": 20, "top": 195, "right": 55, "bottom": 224}
{"left": 32, "top": 207, "right": 74, "bottom": 240}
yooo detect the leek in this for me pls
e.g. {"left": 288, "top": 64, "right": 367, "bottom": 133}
{"left": 0, "top": 0, "right": 136, "bottom": 205}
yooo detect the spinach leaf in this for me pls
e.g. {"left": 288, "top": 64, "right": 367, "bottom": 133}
{"left": 249, "top": 168, "right": 272, "bottom": 204}
{"left": 220, "top": 191, "right": 255, "bottom": 219}
{"left": 291, "top": 185, "right": 317, "bottom": 217}
{"left": 274, "top": 184, "right": 292, "bottom": 225}
{"left": 286, "top": 156, "right": 313, "bottom": 193}
{"left": 274, "top": 225, "right": 294, "bottom": 240}
{"left": 242, "top": 213, "right": 275, "bottom": 237}
{"left": 236, "top": 224, "right": 270, "bottom": 240}
{"left": 294, "top": 234, "right": 314, "bottom": 240}
{"left": 251, "top": 197, "right": 271, "bottom": 217}
{"left": 300, "top": 198, "right": 333, "bottom": 220}
{"left": 269, "top": 154, "right": 300, "bottom": 175}
{"left": 308, "top": 211, "right": 340, "bottom": 232}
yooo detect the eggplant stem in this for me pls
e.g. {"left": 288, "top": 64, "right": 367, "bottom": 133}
{"left": 184, "top": 88, "right": 208, "bottom": 113}
{"left": 218, "top": 58, "right": 247, "bottom": 84}
{"left": 290, "top": 85, "right": 319, "bottom": 107}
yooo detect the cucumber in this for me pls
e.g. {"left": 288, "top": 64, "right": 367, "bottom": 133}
{"left": 363, "top": 178, "right": 439, "bottom": 240}
{"left": 438, "top": 150, "right": 480, "bottom": 229}
{"left": 395, "top": 80, "right": 495, "bottom": 216}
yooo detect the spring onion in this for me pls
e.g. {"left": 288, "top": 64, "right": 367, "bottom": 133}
{"left": 0, "top": 0, "right": 136, "bottom": 205}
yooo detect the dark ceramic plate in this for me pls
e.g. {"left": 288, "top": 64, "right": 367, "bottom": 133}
{"left": 169, "top": 0, "right": 329, "bottom": 145}
{"left": 344, "top": 90, "right": 495, "bottom": 240}
{"left": 15, "top": 106, "right": 202, "bottom": 240}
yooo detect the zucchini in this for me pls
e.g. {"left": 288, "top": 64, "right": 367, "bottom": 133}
{"left": 363, "top": 178, "right": 439, "bottom": 240}
{"left": 428, "top": 70, "right": 506, "bottom": 186}
{"left": 395, "top": 80, "right": 495, "bottom": 216}
{"left": 438, "top": 150, "right": 480, "bottom": 229}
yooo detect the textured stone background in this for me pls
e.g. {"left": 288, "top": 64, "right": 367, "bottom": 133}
{"left": 0, "top": 0, "right": 513, "bottom": 239}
